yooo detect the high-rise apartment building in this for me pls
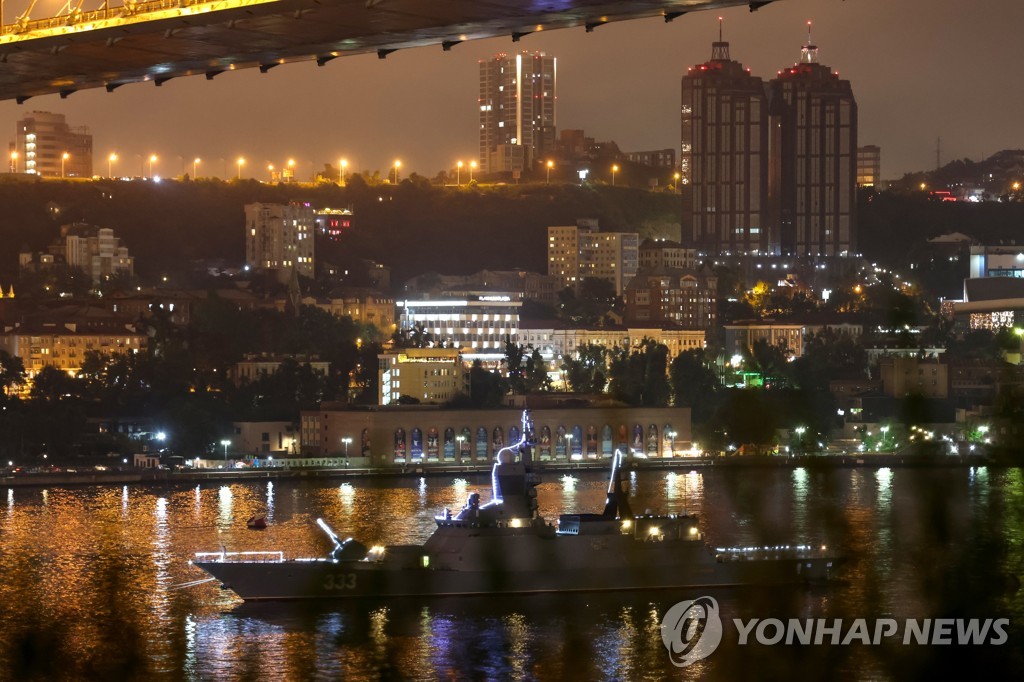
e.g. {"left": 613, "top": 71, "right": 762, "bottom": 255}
{"left": 13, "top": 111, "right": 93, "bottom": 177}
{"left": 856, "top": 145, "right": 881, "bottom": 187}
{"left": 681, "top": 37, "right": 772, "bottom": 256}
{"left": 244, "top": 203, "right": 315, "bottom": 280}
{"left": 547, "top": 219, "right": 638, "bottom": 296}
{"left": 680, "top": 26, "right": 858, "bottom": 259}
{"left": 479, "top": 51, "right": 556, "bottom": 175}
{"left": 769, "top": 32, "right": 857, "bottom": 256}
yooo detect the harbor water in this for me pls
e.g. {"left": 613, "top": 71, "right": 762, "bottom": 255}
{"left": 0, "top": 466, "right": 1022, "bottom": 679}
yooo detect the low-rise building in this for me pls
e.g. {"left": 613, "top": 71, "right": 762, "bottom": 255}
{"left": 879, "top": 356, "right": 949, "bottom": 399}
{"left": 378, "top": 348, "right": 468, "bottom": 406}
{"left": 230, "top": 354, "right": 330, "bottom": 385}
{"left": 299, "top": 405, "right": 692, "bottom": 465}
{"left": 723, "top": 321, "right": 805, "bottom": 358}
{"left": 397, "top": 296, "right": 522, "bottom": 360}
{"left": 301, "top": 288, "right": 395, "bottom": 332}
{"left": 0, "top": 306, "right": 145, "bottom": 380}
{"left": 519, "top": 321, "right": 705, "bottom": 362}
{"left": 231, "top": 421, "right": 300, "bottom": 456}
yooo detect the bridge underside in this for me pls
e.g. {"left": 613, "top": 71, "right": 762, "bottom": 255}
{"left": 0, "top": 0, "right": 773, "bottom": 102}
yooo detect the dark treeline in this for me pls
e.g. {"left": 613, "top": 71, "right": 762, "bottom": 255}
{"left": 0, "top": 176, "right": 682, "bottom": 286}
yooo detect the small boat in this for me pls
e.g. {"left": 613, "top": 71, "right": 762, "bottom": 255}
{"left": 246, "top": 515, "right": 267, "bottom": 530}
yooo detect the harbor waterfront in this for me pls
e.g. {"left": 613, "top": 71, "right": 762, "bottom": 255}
{"left": 0, "top": 466, "right": 1021, "bottom": 679}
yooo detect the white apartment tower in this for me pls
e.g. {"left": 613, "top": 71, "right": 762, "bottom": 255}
{"left": 479, "top": 51, "right": 556, "bottom": 175}
{"left": 244, "top": 202, "right": 315, "bottom": 280}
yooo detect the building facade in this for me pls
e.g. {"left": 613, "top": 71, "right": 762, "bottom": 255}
{"left": 244, "top": 202, "right": 315, "bottom": 279}
{"left": 479, "top": 51, "right": 556, "bottom": 174}
{"left": 769, "top": 36, "right": 857, "bottom": 256}
{"left": 518, "top": 321, "right": 705, "bottom": 363}
{"left": 723, "top": 321, "right": 804, "bottom": 358}
{"left": 0, "top": 312, "right": 145, "bottom": 381}
{"left": 299, "top": 405, "right": 692, "bottom": 465}
{"left": 378, "top": 348, "right": 468, "bottom": 406}
{"left": 638, "top": 239, "right": 698, "bottom": 271}
{"left": 397, "top": 296, "right": 522, "bottom": 358}
{"left": 301, "top": 289, "right": 396, "bottom": 332}
{"left": 13, "top": 111, "right": 92, "bottom": 178}
{"left": 547, "top": 219, "right": 639, "bottom": 295}
{"left": 682, "top": 38, "right": 772, "bottom": 256}
{"left": 61, "top": 224, "right": 134, "bottom": 284}
{"left": 856, "top": 145, "right": 881, "bottom": 187}
{"left": 623, "top": 267, "right": 718, "bottom": 330}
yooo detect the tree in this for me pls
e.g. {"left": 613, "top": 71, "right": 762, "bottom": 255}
{"left": 524, "top": 348, "right": 552, "bottom": 393}
{"left": 670, "top": 349, "right": 719, "bottom": 419}
{"left": 608, "top": 339, "right": 670, "bottom": 406}
{"left": 0, "top": 350, "right": 25, "bottom": 397}
{"left": 561, "top": 343, "right": 607, "bottom": 393}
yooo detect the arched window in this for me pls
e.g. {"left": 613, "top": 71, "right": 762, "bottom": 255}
{"left": 475, "top": 427, "right": 488, "bottom": 460}
{"left": 555, "top": 426, "right": 567, "bottom": 460}
{"left": 443, "top": 427, "right": 455, "bottom": 461}
{"left": 426, "top": 427, "right": 440, "bottom": 461}
{"left": 601, "top": 425, "right": 614, "bottom": 457}
{"left": 571, "top": 425, "right": 583, "bottom": 460}
{"left": 647, "top": 424, "right": 659, "bottom": 456}
{"left": 585, "top": 425, "right": 598, "bottom": 459}
{"left": 361, "top": 428, "right": 371, "bottom": 458}
{"left": 394, "top": 428, "right": 406, "bottom": 462}
{"left": 411, "top": 428, "right": 423, "bottom": 461}
{"left": 460, "top": 427, "right": 472, "bottom": 461}
{"left": 539, "top": 425, "right": 552, "bottom": 461}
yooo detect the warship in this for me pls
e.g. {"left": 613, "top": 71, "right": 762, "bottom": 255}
{"left": 192, "top": 411, "right": 841, "bottom": 601}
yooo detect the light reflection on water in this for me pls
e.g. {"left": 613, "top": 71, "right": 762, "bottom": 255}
{"left": 0, "top": 467, "right": 1021, "bottom": 679}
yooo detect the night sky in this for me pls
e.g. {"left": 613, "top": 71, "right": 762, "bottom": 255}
{"left": 1, "top": 0, "right": 1021, "bottom": 181}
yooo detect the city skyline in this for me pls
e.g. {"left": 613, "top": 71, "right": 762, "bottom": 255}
{"left": 0, "top": 0, "right": 1022, "bottom": 180}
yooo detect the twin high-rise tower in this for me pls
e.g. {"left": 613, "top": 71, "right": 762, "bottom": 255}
{"left": 681, "top": 24, "right": 857, "bottom": 258}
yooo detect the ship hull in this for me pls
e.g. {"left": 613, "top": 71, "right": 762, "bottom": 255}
{"left": 194, "top": 539, "right": 839, "bottom": 601}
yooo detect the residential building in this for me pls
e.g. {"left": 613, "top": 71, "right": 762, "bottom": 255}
{"left": 681, "top": 35, "right": 772, "bottom": 255}
{"left": 479, "top": 51, "right": 556, "bottom": 174}
{"left": 378, "top": 348, "right": 468, "bottom": 406}
{"left": 230, "top": 354, "right": 331, "bottom": 386}
{"left": 879, "top": 356, "right": 948, "bottom": 399}
{"left": 244, "top": 202, "right": 315, "bottom": 280}
{"left": 856, "top": 145, "right": 881, "bottom": 187}
{"left": 301, "top": 289, "right": 396, "bottom": 332}
{"left": 12, "top": 111, "right": 92, "bottom": 178}
{"left": 623, "top": 267, "right": 718, "bottom": 330}
{"left": 396, "top": 296, "right": 522, "bottom": 358}
{"left": 624, "top": 149, "right": 676, "bottom": 169}
{"left": 314, "top": 207, "right": 353, "bottom": 240}
{"left": 723, "top": 321, "right": 804, "bottom": 358}
{"left": 547, "top": 219, "right": 639, "bottom": 295}
{"left": 638, "top": 239, "right": 698, "bottom": 271}
{"left": 769, "top": 31, "right": 857, "bottom": 256}
{"left": 231, "top": 421, "right": 300, "bottom": 456}
{"left": 60, "top": 223, "right": 134, "bottom": 284}
{"left": 518, "top": 320, "right": 705, "bottom": 363}
{"left": 0, "top": 307, "right": 145, "bottom": 380}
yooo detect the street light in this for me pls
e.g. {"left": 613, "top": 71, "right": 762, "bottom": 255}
{"left": 193, "top": 157, "right": 201, "bottom": 178}
{"left": 61, "top": 152, "right": 70, "bottom": 178}
{"left": 393, "top": 159, "right": 401, "bottom": 184}
{"left": 565, "top": 433, "right": 574, "bottom": 459}
{"left": 456, "top": 435, "right": 465, "bottom": 460}
{"left": 546, "top": 160, "right": 554, "bottom": 184}
{"left": 287, "top": 158, "right": 296, "bottom": 182}
{"left": 469, "top": 160, "right": 476, "bottom": 183}
{"left": 237, "top": 157, "right": 245, "bottom": 179}
{"left": 456, "top": 160, "right": 463, "bottom": 186}
{"left": 341, "top": 437, "right": 352, "bottom": 457}
{"left": 108, "top": 152, "right": 117, "bottom": 178}
{"left": 220, "top": 439, "right": 231, "bottom": 463}
{"left": 149, "top": 154, "right": 157, "bottom": 178}
{"left": 611, "top": 164, "right": 619, "bottom": 186}
{"left": 667, "top": 430, "right": 676, "bottom": 458}
{"left": 10, "top": 151, "right": 17, "bottom": 173}
{"left": 340, "top": 158, "right": 347, "bottom": 186}
{"left": 267, "top": 163, "right": 275, "bottom": 182}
